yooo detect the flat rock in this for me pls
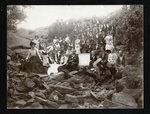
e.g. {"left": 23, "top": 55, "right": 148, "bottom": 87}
{"left": 59, "top": 104, "right": 68, "bottom": 109}
{"left": 91, "top": 89, "right": 115, "bottom": 100}
{"left": 16, "top": 85, "right": 27, "bottom": 92}
{"left": 15, "top": 62, "right": 21, "bottom": 66}
{"left": 66, "top": 76, "right": 83, "bottom": 84}
{"left": 64, "top": 94, "right": 79, "bottom": 103}
{"left": 16, "top": 73, "right": 24, "bottom": 77}
{"left": 49, "top": 90, "right": 63, "bottom": 101}
{"left": 7, "top": 55, "right": 11, "bottom": 61}
{"left": 55, "top": 85, "right": 74, "bottom": 94}
{"left": 112, "top": 92, "right": 138, "bottom": 108}
{"left": 35, "top": 92, "right": 46, "bottom": 99}
{"left": 15, "top": 100, "right": 27, "bottom": 106}
{"left": 102, "top": 99, "right": 122, "bottom": 108}
{"left": 69, "top": 71, "right": 78, "bottom": 76}
{"left": 8, "top": 61, "right": 15, "bottom": 66}
{"left": 35, "top": 96, "right": 58, "bottom": 108}
{"left": 60, "top": 82, "right": 71, "bottom": 87}
{"left": 31, "top": 102, "right": 43, "bottom": 109}
{"left": 27, "top": 98, "right": 35, "bottom": 103}
{"left": 24, "top": 78, "right": 36, "bottom": 89}
{"left": 27, "top": 72, "right": 39, "bottom": 78}
{"left": 27, "top": 91, "right": 35, "bottom": 99}
{"left": 122, "top": 87, "right": 142, "bottom": 99}
{"left": 49, "top": 72, "right": 64, "bottom": 80}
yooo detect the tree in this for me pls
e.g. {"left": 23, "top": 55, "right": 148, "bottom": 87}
{"left": 106, "top": 5, "right": 143, "bottom": 53}
{"left": 7, "top": 5, "right": 28, "bottom": 31}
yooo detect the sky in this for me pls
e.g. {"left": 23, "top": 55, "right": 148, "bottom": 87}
{"left": 17, "top": 5, "right": 123, "bottom": 30}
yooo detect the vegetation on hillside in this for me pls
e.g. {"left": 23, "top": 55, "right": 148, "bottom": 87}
{"left": 47, "top": 5, "right": 143, "bottom": 54}
{"left": 7, "top": 5, "right": 29, "bottom": 31}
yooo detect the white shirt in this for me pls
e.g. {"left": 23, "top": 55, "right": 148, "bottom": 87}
{"left": 33, "top": 39, "right": 40, "bottom": 49}
{"left": 26, "top": 48, "right": 41, "bottom": 60}
{"left": 108, "top": 53, "right": 118, "bottom": 64}
{"left": 105, "top": 35, "right": 113, "bottom": 45}
{"left": 105, "top": 44, "right": 114, "bottom": 51}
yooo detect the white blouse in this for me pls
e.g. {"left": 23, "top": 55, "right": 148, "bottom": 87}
{"left": 26, "top": 48, "right": 42, "bottom": 60}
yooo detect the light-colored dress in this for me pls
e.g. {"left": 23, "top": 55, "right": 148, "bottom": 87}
{"left": 108, "top": 53, "right": 118, "bottom": 65}
{"left": 75, "top": 39, "right": 81, "bottom": 54}
{"left": 26, "top": 48, "right": 41, "bottom": 60}
{"left": 105, "top": 35, "right": 114, "bottom": 51}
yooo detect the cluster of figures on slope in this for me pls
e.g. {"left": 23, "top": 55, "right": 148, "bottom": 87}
{"left": 23, "top": 31, "right": 125, "bottom": 80}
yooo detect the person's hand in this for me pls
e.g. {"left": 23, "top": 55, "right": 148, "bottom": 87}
{"left": 40, "top": 58, "right": 43, "bottom": 62}
{"left": 25, "top": 58, "right": 28, "bottom": 62}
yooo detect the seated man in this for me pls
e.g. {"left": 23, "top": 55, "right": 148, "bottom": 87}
{"left": 58, "top": 50, "right": 79, "bottom": 72}
{"left": 89, "top": 50, "right": 98, "bottom": 69}
{"left": 106, "top": 48, "right": 118, "bottom": 80}
{"left": 93, "top": 47, "right": 108, "bottom": 79}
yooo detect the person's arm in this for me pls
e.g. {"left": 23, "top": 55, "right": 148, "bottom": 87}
{"left": 36, "top": 48, "right": 42, "bottom": 60}
{"left": 26, "top": 50, "right": 30, "bottom": 60}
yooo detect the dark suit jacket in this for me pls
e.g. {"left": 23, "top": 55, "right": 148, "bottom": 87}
{"left": 117, "top": 55, "right": 125, "bottom": 67}
{"left": 98, "top": 51, "right": 108, "bottom": 63}
{"left": 67, "top": 54, "right": 79, "bottom": 67}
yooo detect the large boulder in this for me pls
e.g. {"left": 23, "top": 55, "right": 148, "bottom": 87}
{"left": 35, "top": 92, "right": 46, "bottom": 99}
{"left": 35, "top": 96, "right": 59, "bottom": 108}
{"left": 31, "top": 102, "right": 43, "bottom": 109}
{"left": 112, "top": 92, "right": 138, "bottom": 108}
{"left": 102, "top": 99, "right": 122, "bottom": 108}
{"left": 64, "top": 94, "right": 79, "bottom": 103}
{"left": 24, "top": 78, "right": 36, "bottom": 90}
{"left": 15, "top": 100, "right": 27, "bottom": 106}
{"left": 122, "top": 87, "right": 142, "bottom": 99}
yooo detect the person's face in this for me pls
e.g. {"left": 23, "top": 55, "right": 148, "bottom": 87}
{"left": 35, "top": 36, "right": 39, "bottom": 39}
{"left": 119, "top": 50, "right": 123, "bottom": 56}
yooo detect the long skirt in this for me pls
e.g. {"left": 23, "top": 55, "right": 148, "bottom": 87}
{"left": 28, "top": 56, "right": 47, "bottom": 74}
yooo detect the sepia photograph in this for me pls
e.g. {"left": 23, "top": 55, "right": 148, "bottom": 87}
{"left": 7, "top": 5, "right": 143, "bottom": 109}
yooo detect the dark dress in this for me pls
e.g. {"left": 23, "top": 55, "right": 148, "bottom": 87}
{"left": 28, "top": 56, "right": 47, "bottom": 74}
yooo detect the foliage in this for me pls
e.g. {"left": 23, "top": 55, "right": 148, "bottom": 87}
{"left": 110, "top": 5, "right": 143, "bottom": 53}
{"left": 7, "top": 5, "right": 28, "bottom": 31}
{"left": 46, "top": 5, "right": 143, "bottom": 55}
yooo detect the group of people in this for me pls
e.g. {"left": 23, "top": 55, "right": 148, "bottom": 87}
{"left": 24, "top": 23, "right": 125, "bottom": 81}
